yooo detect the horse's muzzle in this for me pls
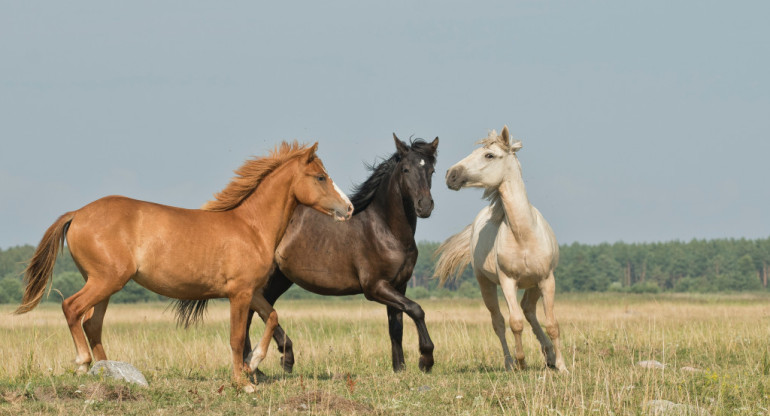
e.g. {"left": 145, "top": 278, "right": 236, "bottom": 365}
{"left": 416, "top": 196, "right": 434, "bottom": 218}
{"left": 445, "top": 166, "right": 466, "bottom": 191}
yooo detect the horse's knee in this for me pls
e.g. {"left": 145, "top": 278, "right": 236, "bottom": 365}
{"left": 509, "top": 317, "right": 524, "bottom": 334}
{"left": 405, "top": 303, "right": 425, "bottom": 321}
{"left": 545, "top": 322, "right": 560, "bottom": 340}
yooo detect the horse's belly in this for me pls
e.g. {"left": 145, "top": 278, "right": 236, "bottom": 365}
{"left": 132, "top": 271, "right": 226, "bottom": 299}
{"left": 278, "top": 259, "right": 363, "bottom": 295}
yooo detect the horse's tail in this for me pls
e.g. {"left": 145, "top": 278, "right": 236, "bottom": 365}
{"left": 15, "top": 212, "right": 75, "bottom": 315}
{"left": 433, "top": 223, "right": 473, "bottom": 286}
{"left": 171, "top": 299, "right": 209, "bottom": 328}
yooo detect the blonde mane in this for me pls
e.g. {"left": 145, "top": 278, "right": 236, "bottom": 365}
{"left": 202, "top": 141, "right": 310, "bottom": 212}
{"left": 477, "top": 129, "right": 502, "bottom": 148}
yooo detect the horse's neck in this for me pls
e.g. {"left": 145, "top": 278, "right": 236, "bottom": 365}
{"left": 497, "top": 160, "right": 538, "bottom": 244}
{"left": 371, "top": 174, "right": 417, "bottom": 245}
{"left": 234, "top": 162, "right": 298, "bottom": 250}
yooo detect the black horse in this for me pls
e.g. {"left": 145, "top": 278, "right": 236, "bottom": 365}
{"left": 178, "top": 134, "right": 438, "bottom": 373}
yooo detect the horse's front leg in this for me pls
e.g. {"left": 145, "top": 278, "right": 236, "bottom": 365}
{"left": 387, "top": 303, "right": 406, "bottom": 372}
{"left": 367, "top": 281, "right": 434, "bottom": 372}
{"left": 228, "top": 290, "right": 255, "bottom": 392}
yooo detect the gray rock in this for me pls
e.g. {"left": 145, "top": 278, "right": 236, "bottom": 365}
{"left": 88, "top": 360, "right": 149, "bottom": 387}
{"left": 645, "top": 400, "right": 710, "bottom": 416}
{"left": 637, "top": 360, "right": 666, "bottom": 369}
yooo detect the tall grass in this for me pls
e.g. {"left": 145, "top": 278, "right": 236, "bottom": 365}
{"left": 1, "top": 293, "right": 768, "bottom": 415}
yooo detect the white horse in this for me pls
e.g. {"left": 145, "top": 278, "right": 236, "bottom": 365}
{"left": 434, "top": 126, "right": 567, "bottom": 372}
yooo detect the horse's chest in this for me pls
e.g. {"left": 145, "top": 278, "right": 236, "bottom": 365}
{"left": 383, "top": 249, "right": 416, "bottom": 288}
{"left": 496, "top": 241, "right": 553, "bottom": 286}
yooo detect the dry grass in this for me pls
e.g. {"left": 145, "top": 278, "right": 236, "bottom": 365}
{"left": 1, "top": 293, "right": 769, "bottom": 415}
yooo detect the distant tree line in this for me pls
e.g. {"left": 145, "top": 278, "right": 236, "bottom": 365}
{"left": 1, "top": 237, "right": 768, "bottom": 304}
{"left": 411, "top": 237, "right": 770, "bottom": 296}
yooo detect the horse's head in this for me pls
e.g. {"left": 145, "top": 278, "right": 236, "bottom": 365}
{"left": 293, "top": 143, "right": 353, "bottom": 221}
{"left": 393, "top": 134, "right": 439, "bottom": 218}
{"left": 446, "top": 125, "right": 522, "bottom": 191}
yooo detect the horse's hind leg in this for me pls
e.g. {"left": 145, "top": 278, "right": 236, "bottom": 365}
{"left": 245, "top": 294, "right": 278, "bottom": 375}
{"left": 263, "top": 270, "right": 295, "bottom": 372}
{"left": 82, "top": 297, "right": 110, "bottom": 362}
{"left": 521, "top": 288, "right": 556, "bottom": 369}
{"left": 243, "top": 270, "right": 295, "bottom": 372}
{"left": 539, "top": 272, "right": 568, "bottom": 373}
{"left": 477, "top": 272, "right": 514, "bottom": 370}
{"left": 62, "top": 279, "right": 120, "bottom": 374}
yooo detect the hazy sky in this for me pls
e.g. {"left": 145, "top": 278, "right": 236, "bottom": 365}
{"left": 1, "top": 1, "right": 768, "bottom": 249}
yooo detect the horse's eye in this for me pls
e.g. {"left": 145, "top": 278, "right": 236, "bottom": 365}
{"left": 485, "top": 153, "right": 494, "bottom": 159}
{"left": 403, "top": 168, "right": 410, "bottom": 173}
{"left": 317, "top": 175, "right": 326, "bottom": 182}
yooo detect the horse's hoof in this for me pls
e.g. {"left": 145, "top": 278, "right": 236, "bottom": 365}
{"left": 242, "top": 383, "right": 257, "bottom": 394}
{"left": 76, "top": 364, "right": 89, "bottom": 375}
{"left": 418, "top": 356, "right": 434, "bottom": 373}
{"left": 392, "top": 363, "right": 406, "bottom": 373}
{"left": 504, "top": 359, "right": 515, "bottom": 371}
{"left": 280, "top": 357, "right": 294, "bottom": 373}
{"left": 516, "top": 359, "right": 527, "bottom": 371}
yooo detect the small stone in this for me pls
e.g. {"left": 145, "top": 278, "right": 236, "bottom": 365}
{"left": 417, "top": 385, "right": 431, "bottom": 392}
{"left": 88, "top": 360, "right": 149, "bottom": 387}
{"left": 680, "top": 367, "right": 703, "bottom": 373}
{"left": 638, "top": 360, "right": 666, "bottom": 369}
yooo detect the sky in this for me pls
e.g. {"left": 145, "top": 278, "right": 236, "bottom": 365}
{"left": 1, "top": 1, "right": 769, "bottom": 249}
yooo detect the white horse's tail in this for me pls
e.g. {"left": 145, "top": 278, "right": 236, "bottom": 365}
{"left": 433, "top": 224, "right": 473, "bottom": 286}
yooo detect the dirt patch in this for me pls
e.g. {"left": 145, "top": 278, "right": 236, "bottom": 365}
{"left": 21, "top": 383, "right": 145, "bottom": 403}
{"left": 280, "top": 390, "right": 371, "bottom": 414}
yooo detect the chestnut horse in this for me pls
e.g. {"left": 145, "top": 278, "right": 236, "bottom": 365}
{"left": 15, "top": 142, "right": 353, "bottom": 390}
{"left": 434, "top": 127, "right": 567, "bottom": 373}
{"left": 176, "top": 135, "right": 438, "bottom": 373}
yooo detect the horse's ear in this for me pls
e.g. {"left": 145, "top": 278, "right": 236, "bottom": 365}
{"left": 510, "top": 140, "right": 523, "bottom": 153}
{"left": 500, "top": 125, "right": 511, "bottom": 148}
{"left": 430, "top": 137, "right": 439, "bottom": 153}
{"left": 393, "top": 133, "right": 409, "bottom": 156}
{"left": 305, "top": 142, "right": 319, "bottom": 163}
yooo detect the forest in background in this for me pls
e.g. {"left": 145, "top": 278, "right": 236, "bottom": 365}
{"left": 1, "top": 236, "right": 768, "bottom": 304}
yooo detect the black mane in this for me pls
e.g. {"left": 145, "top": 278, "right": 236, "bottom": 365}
{"left": 349, "top": 139, "right": 435, "bottom": 214}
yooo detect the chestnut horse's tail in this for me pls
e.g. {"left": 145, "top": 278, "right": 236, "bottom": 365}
{"left": 15, "top": 212, "right": 75, "bottom": 315}
{"left": 433, "top": 223, "right": 472, "bottom": 286}
{"left": 171, "top": 299, "right": 209, "bottom": 328}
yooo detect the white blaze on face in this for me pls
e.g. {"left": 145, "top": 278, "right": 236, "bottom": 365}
{"left": 420, "top": 159, "right": 425, "bottom": 167}
{"left": 333, "top": 180, "right": 352, "bottom": 207}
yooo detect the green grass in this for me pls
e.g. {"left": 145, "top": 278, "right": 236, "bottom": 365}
{"left": 1, "top": 293, "right": 769, "bottom": 415}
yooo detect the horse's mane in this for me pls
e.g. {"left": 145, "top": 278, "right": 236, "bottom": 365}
{"left": 202, "top": 141, "right": 311, "bottom": 212}
{"left": 349, "top": 139, "right": 435, "bottom": 214}
{"left": 478, "top": 129, "right": 504, "bottom": 148}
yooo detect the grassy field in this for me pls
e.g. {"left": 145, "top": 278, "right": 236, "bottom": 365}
{"left": 1, "top": 293, "right": 769, "bottom": 415}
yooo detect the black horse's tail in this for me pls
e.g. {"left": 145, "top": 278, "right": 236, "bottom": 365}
{"left": 171, "top": 299, "right": 209, "bottom": 328}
